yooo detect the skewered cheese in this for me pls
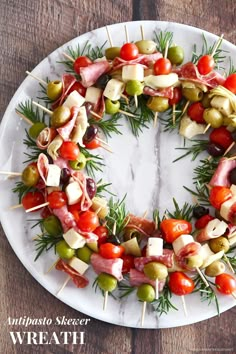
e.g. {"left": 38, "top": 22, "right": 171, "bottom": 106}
{"left": 103, "top": 79, "right": 125, "bottom": 101}
{"left": 68, "top": 256, "right": 89, "bottom": 274}
{"left": 172, "top": 234, "right": 194, "bottom": 255}
{"left": 85, "top": 87, "right": 102, "bottom": 104}
{"left": 63, "top": 229, "right": 86, "bottom": 249}
{"left": 146, "top": 237, "right": 163, "bottom": 256}
{"left": 63, "top": 90, "right": 85, "bottom": 109}
{"left": 45, "top": 164, "right": 61, "bottom": 187}
{"left": 65, "top": 181, "right": 82, "bottom": 205}
{"left": 179, "top": 115, "right": 206, "bottom": 139}
{"left": 122, "top": 64, "right": 144, "bottom": 82}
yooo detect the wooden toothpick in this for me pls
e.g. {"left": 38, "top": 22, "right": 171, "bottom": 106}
{"left": 0, "top": 171, "right": 22, "bottom": 176}
{"left": 154, "top": 112, "right": 158, "bottom": 128}
{"left": 223, "top": 255, "right": 235, "bottom": 274}
{"left": 62, "top": 52, "right": 75, "bottom": 63}
{"left": 181, "top": 296, "right": 188, "bottom": 317}
{"left": 26, "top": 71, "right": 47, "bottom": 86}
{"left": 155, "top": 279, "right": 159, "bottom": 299}
{"left": 103, "top": 291, "right": 108, "bottom": 311}
{"left": 140, "top": 25, "right": 145, "bottom": 40}
{"left": 106, "top": 26, "right": 113, "bottom": 47}
{"left": 32, "top": 101, "right": 53, "bottom": 115}
{"left": 15, "top": 110, "right": 33, "bottom": 125}
{"left": 196, "top": 267, "right": 209, "bottom": 287}
{"left": 9, "top": 203, "right": 23, "bottom": 210}
{"left": 56, "top": 276, "right": 70, "bottom": 296}
{"left": 203, "top": 123, "right": 211, "bottom": 134}
{"left": 223, "top": 141, "right": 235, "bottom": 157}
{"left": 124, "top": 24, "right": 129, "bottom": 43}
{"left": 25, "top": 202, "right": 49, "bottom": 213}
{"left": 45, "top": 258, "right": 60, "bottom": 274}
{"left": 141, "top": 301, "right": 147, "bottom": 327}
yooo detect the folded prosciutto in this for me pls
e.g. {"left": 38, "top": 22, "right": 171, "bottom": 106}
{"left": 196, "top": 218, "right": 228, "bottom": 243}
{"left": 125, "top": 214, "right": 156, "bottom": 237}
{"left": 52, "top": 74, "right": 77, "bottom": 109}
{"left": 129, "top": 268, "right": 165, "bottom": 291}
{"left": 209, "top": 158, "right": 236, "bottom": 187}
{"left": 80, "top": 61, "right": 110, "bottom": 88}
{"left": 90, "top": 253, "right": 123, "bottom": 281}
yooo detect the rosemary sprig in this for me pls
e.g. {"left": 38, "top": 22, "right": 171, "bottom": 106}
{"left": 80, "top": 147, "right": 105, "bottom": 178}
{"left": 23, "top": 130, "right": 42, "bottom": 163}
{"left": 166, "top": 198, "right": 194, "bottom": 222}
{"left": 152, "top": 284, "right": 178, "bottom": 316}
{"left": 153, "top": 208, "right": 161, "bottom": 229}
{"left": 194, "top": 274, "right": 220, "bottom": 316}
{"left": 12, "top": 182, "right": 34, "bottom": 203}
{"left": 96, "top": 179, "right": 115, "bottom": 198}
{"left": 159, "top": 100, "right": 186, "bottom": 133}
{"left": 34, "top": 234, "right": 63, "bottom": 261}
{"left": 184, "top": 181, "right": 210, "bottom": 206}
{"left": 16, "top": 100, "right": 46, "bottom": 124}
{"left": 228, "top": 56, "right": 236, "bottom": 75}
{"left": 118, "top": 279, "right": 136, "bottom": 298}
{"left": 225, "top": 255, "right": 236, "bottom": 272}
{"left": 105, "top": 195, "right": 129, "bottom": 237}
{"left": 89, "top": 115, "right": 122, "bottom": 138}
{"left": 193, "top": 157, "right": 219, "bottom": 186}
{"left": 154, "top": 31, "right": 173, "bottom": 54}
{"left": 173, "top": 139, "right": 208, "bottom": 162}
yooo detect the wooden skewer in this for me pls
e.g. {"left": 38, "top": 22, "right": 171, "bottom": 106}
{"left": 103, "top": 290, "right": 108, "bottom": 311}
{"left": 232, "top": 292, "right": 236, "bottom": 300}
{"left": 223, "top": 141, "right": 235, "bottom": 156}
{"left": 62, "top": 52, "right": 75, "bottom": 63}
{"left": 142, "top": 210, "right": 148, "bottom": 219}
{"left": 0, "top": 171, "right": 22, "bottom": 176}
{"left": 203, "top": 123, "right": 211, "bottom": 134}
{"left": 181, "top": 295, "right": 188, "bottom": 317}
{"left": 106, "top": 26, "right": 113, "bottom": 47}
{"left": 9, "top": 203, "right": 23, "bottom": 210}
{"left": 155, "top": 279, "right": 159, "bottom": 299}
{"left": 164, "top": 40, "right": 170, "bottom": 59}
{"left": 112, "top": 221, "right": 117, "bottom": 235}
{"left": 90, "top": 110, "right": 103, "bottom": 120}
{"left": 25, "top": 202, "right": 49, "bottom": 213}
{"left": 121, "top": 93, "right": 129, "bottom": 104}
{"left": 181, "top": 101, "right": 190, "bottom": 116}
{"left": 95, "top": 206, "right": 102, "bottom": 215}
{"left": 211, "top": 34, "right": 224, "bottom": 57}
{"left": 32, "top": 233, "right": 45, "bottom": 241}
{"left": 96, "top": 137, "right": 111, "bottom": 147}
{"left": 118, "top": 109, "right": 137, "bottom": 118}
{"left": 15, "top": 110, "right": 33, "bottom": 125}
{"left": 140, "top": 25, "right": 145, "bottom": 40}
{"left": 141, "top": 301, "right": 147, "bottom": 327}
{"left": 196, "top": 267, "right": 209, "bottom": 287}
{"left": 99, "top": 143, "right": 113, "bottom": 153}
{"left": 26, "top": 71, "right": 47, "bottom": 86}
{"left": 45, "top": 258, "right": 60, "bottom": 274}
{"left": 224, "top": 255, "right": 235, "bottom": 274}
{"left": 172, "top": 103, "right": 176, "bottom": 125}
{"left": 56, "top": 276, "right": 70, "bottom": 296}
{"left": 32, "top": 101, "right": 53, "bottom": 115}
{"left": 154, "top": 112, "right": 158, "bottom": 128}
{"left": 134, "top": 95, "right": 138, "bottom": 109}
{"left": 124, "top": 24, "right": 129, "bottom": 43}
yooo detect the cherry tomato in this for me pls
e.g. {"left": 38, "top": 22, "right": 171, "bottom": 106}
{"left": 215, "top": 273, "right": 236, "bottom": 295}
{"left": 187, "top": 102, "right": 205, "bottom": 124}
{"left": 77, "top": 210, "right": 99, "bottom": 232}
{"left": 22, "top": 191, "right": 45, "bottom": 212}
{"left": 160, "top": 219, "right": 192, "bottom": 243}
{"left": 223, "top": 73, "right": 236, "bottom": 94}
{"left": 209, "top": 127, "right": 234, "bottom": 150}
{"left": 121, "top": 254, "right": 135, "bottom": 273}
{"left": 68, "top": 202, "right": 81, "bottom": 223}
{"left": 99, "top": 243, "right": 125, "bottom": 259}
{"left": 120, "top": 43, "right": 139, "bottom": 61}
{"left": 94, "top": 225, "right": 109, "bottom": 246}
{"left": 73, "top": 56, "right": 92, "bottom": 75}
{"left": 47, "top": 191, "right": 68, "bottom": 209}
{"left": 168, "top": 272, "right": 194, "bottom": 295}
{"left": 195, "top": 214, "right": 214, "bottom": 229}
{"left": 67, "top": 81, "right": 86, "bottom": 97}
{"left": 59, "top": 141, "right": 80, "bottom": 160}
{"left": 84, "top": 138, "right": 101, "bottom": 149}
{"left": 154, "top": 58, "right": 172, "bottom": 75}
{"left": 209, "top": 186, "right": 232, "bottom": 209}
{"left": 197, "top": 55, "right": 215, "bottom": 75}
{"left": 169, "top": 87, "right": 182, "bottom": 105}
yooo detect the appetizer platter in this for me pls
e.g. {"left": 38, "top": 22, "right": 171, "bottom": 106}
{"left": 0, "top": 21, "right": 236, "bottom": 328}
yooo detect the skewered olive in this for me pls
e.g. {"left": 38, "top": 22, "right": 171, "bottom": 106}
{"left": 135, "top": 40, "right": 156, "bottom": 54}
{"left": 205, "top": 260, "right": 225, "bottom": 277}
{"left": 83, "top": 125, "right": 98, "bottom": 143}
{"left": 143, "top": 262, "right": 168, "bottom": 280}
{"left": 60, "top": 168, "right": 71, "bottom": 184}
{"left": 182, "top": 87, "right": 203, "bottom": 102}
{"left": 186, "top": 255, "right": 203, "bottom": 269}
{"left": 137, "top": 284, "right": 155, "bottom": 302}
{"left": 147, "top": 97, "right": 169, "bottom": 112}
{"left": 56, "top": 240, "right": 75, "bottom": 259}
{"left": 123, "top": 228, "right": 141, "bottom": 242}
{"left": 69, "top": 152, "right": 86, "bottom": 170}
{"left": 47, "top": 81, "right": 63, "bottom": 101}
{"left": 193, "top": 205, "right": 209, "bottom": 219}
{"left": 223, "top": 116, "right": 236, "bottom": 127}
{"left": 21, "top": 165, "right": 40, "bottom": 187}
{"left": 203, "top": 108, "right": 223, "bottom": 128}
{"left": 95, "top": 74, "right": 111, "bottom": 89}
{"left": 105, "top": 47, "right": 121, "bottom": 60}
{"left": 42, "top": 215, "right": 62, "bottom": 236}
{"left": 86, "top": 178, "right": 97, "bottom": 199}
{"left": 29, "top": 122, "right": 47, "bottom": 139}
{"left": 77, "top": 245, "right": 93, "bottom": 263}
{"left": 105, "top": 99, "right": 120, "bottom": 114}
{"left": 167, "top": 46, "right": 184, "bottom": 65}
{"left": 97, "top": 272, "right": 117, "bottom": 292}
{"left": 51, "top": 106, "right": 71, "bottom": 128}
{"left": 201, "top": 93, "right": 211, "bottom": 108}
{"left": 84, "top": 102, "right": 93, "bottom": 117}
{"left": 209, "top": 236, "right": 230, "bottom": 253}
{"left": 229, "top": 168, "right": 236, "bottom": 185}
{"left": 206, "top": 143, "right": 225, "bottom": 157}
{"left": 126, "top": 80, "right": 144, "bottom": 96}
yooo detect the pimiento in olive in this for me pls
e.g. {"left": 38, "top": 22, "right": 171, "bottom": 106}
{"left": 21, "top": 164, "right": 40, "bottom": 187}
{"left": 147, "top": 96, "right": 169, "bottom": 112}
{"left": 86, "top": 178, "right": 97, "bottom": 199}
{"left": 182, "top": 87, "right": 203, "bottom": 102}
{"left": 83, "top": 125, "right": 98, "bottom": 143}
{"left": 51, "top": 106, "right": 71, "bottom": 128}
{"left": 29, "top": 122, "right": 47, "bottom": 139}
{"left": 105, "top": 99, "right": 120, "bottom": 114}
{"left": 206, "top": 143, "right": 225, "bottom": 157}
{"left": 137, "top": 284, "right": 155, "bottom": 302}
{"left": 69, "top": 152, "right": 86, "bottom": 170}
{"left": 56, "top": 240, "right": 75, "bottom": 259}
{"left": 42, "top": 215, "right": 62, "bottom": 236}
{"left": 167, "top": 45, "right": 184, "bottom": 65}
{"left": 60, "top": 168, "right": 71, "bottom": 185}
{"left": 193, "top": 205, "right": 209, "bottom": 219}
{"left": 95, "top": 74, "right": 111, "bottom": 89}
{"left": 97, "top": 272, "right": 117, "bottom": 292}
{"left": 229, "top": 168, "right": 236, "bottom": 185}
{"left": 47, "top": 81, "right": 63, "bottom": 101}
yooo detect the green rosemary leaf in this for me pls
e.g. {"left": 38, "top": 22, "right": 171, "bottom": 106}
{"left": 152, "top": 284, "right": 178, "bottom": 316}
{"left": 184, "top": 182, "right": 210, "bottom": 206}
{"left": 224, "top": 255, "right": 236, "bottom": 272}
{"left": 193, "top": 157, "right": 220, "bottom": 186}
{"left": 23, "top": 129, "right": 42, "bottom": 163}
{"left": 34, "top": 234, "right": 63, "bottom": 261}
{"left": 153, "top": 31, "right": 173, "bottom": 54}
{"left": 166, "top": 198, "right": 194, "bottom": 222}
{"left": 12, "top": 181, "right": 34, "bottom": 203}
{"left": 89, "top": 115, "right": 122, "bottom": 138}
{"left": 79, "top": 147, "right": 105, "bottom": 178}
{"left": 228, "top": 56, "right": 236, "bottom": 75}
{"left": 96, "top": 179, "right": 115, "bottom": 198}
{"left": 173, "top": 140, "right": 209, "bottom": 163}
{"left": 159, "top": 99, "right": 186, "bottom": 133}
{"left": 194, "top": 274, "right": 220, "bottom": 316}
{"left": 16, "top": 100, "right": 46, "bottom": 124}
{"left": 105, "top": 195, "right": 129, "bottom": 237}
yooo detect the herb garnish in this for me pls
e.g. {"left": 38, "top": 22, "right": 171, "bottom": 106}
{"left": 173, "top": 139, "right": 208, "bottom": 162}
{"left": 166, "top": 198, "right": 194, "bottom": 222}
{"left": 154, "top": 31, "right": 173, "bottom": 54}
{"left": 105, "top": 196, "right": 129, "bottom": 238}
{"left": 79, "top": 147, "right": 105, "bottom": 178}
{"left": 34, "top": 233, "right": 63, "bottom": 261}
{"left": 194, "top": 274, "right": 220, "bottom": 316}
{"left": 89, "top": 115, "right": 122, "bottom": 138}
{"left": 152, "top": 284, "right": 178, "bottom": 316}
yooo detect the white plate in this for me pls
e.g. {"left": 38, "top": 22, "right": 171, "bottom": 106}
{"left": 0, "top": 21, "right": 235, "bottom": 328}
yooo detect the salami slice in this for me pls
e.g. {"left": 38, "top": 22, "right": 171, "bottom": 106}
{"left": 37, "top": 153, "right": 49, "bottom": 184}
{"left": 52, "top": 74, "right": 77, "bottom": 110}
{"left": 143, "top": 86, "right": 174, "bottom": 98}
{"left": 90, "top": 253, "right": 123, "bottom": 281}
{"left": 52, "top": 205, "right": 76, "bottom": 232}
{"left": 125, "top": 214, "right": 155, "bottom": 237}
{"left": 57, "top": 106, "right": 80, "bottom": 141}
{"left": 209, "top": 158, "right": 236, "bottom": 187}
{"left": 80, "top": 61, "right": 110, "bottom": 88}
{"left": 129, "top": 268, "right": 165, "bottom": 290}
{"left": 177, "top": 242, "right": 201, "bottom": 258}
{"left": 196, "top": 218, "right": 228, "bottom": 243}
{"left": 56, "top": 259, "right": 89, "bottom": 288}
{"left": 134, "top": 249, "right": 174, "bottom": 270}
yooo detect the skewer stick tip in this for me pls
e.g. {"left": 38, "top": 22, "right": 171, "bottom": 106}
{"left": 141, "top": 301, "right": 147, "bottom": 327}
{"left": 103, "top": 291, "right": 108, "bottom": 311}
{"left": 56, "top": 276, "right": 70, "bottom": 296}
{"left": 181, "top": 295, "right": 188, "bottom": 317}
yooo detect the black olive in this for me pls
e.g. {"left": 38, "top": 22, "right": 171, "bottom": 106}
{"left": 60, "top": 168, "right": 71, "bottom": 184}
{"left": 84, "top": 102, "right": 93, "bottom": 117}
{"left": 206, "top": 143, "right": 225, "bottom": 157}
{"left": 86, "top": 178, "right": 97, "bottom": 199}
{"left": 193, "top": 205, "right": 209, "bottom": 219}
{"left": 229, "top": 167, "right": 236, "bottom": 185}
{"left": 83, "top": 125, "right": 98, "bottom": 143}
{"left": 95, "top": 74, "right": 111, "bottom": 89}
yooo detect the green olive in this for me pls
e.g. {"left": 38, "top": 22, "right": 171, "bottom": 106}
{"left": 209, "top": 236, "right": 230, "bottom": 253}
{"left": 29, "top": 122, "right": 47, "bottom": 139}
{"left": 56, "top": 240, "right": 75, "bottom": 259}
{"left": 182, "top": 87, "right": 203, "bottom": 102}
{"left": 223, "top": 116, "right": 236, "bottom": 127}
{"left": 105, "top": 99, "right": 120, "bottom": 114}
{"left": 137, "top": 284, "right": 155, "bottom": 302}
{"left": 51, "top": 106, "right": 71, "bottom": 128}
{"left": 69, "top": 152, "right": 86, "bottom": 170}
{"left": 125, "top": 80, "right": 144, "bottom": 96}
{"left": 143, "top": 262, "right": 168, "bottom": 280}
{"left": 147, "top": 96, "right": 169, "bottom": 112}
{"left": 21, "top": 165, "right": 40, "bottom": 187}
{"left": 186, "top": 255, "right": 203, "bottom": 269}
{"left": 97, "top": 273, "right": 117, "bottom": 292}
{"left": 135, "top": 40, "right": 156, "bottom": 54}
{"left": 167, "top": 45, "right": 184, "bottom": 65}
{"left": 203, "top": 108, "right": 223, "bottom": 128}
{"left": 42, "top": 215, "right": 62, "bottom": 237}
{"left": 201, "top": 93, "right": 211, "bottom": 108}
{"left": 47, "top": 81, "right": 63, "bottom": 101}
{"left": 205, "top": 260, "right": 225, "bottom": 277}
{"left": 123, "top": 228, "right": 141, "bottom": 242}
{"left": 77, "top": 246, "right": 93, "bottom": 263}
{"left": 105, "top": 47, "right": 121, "bottom": 60}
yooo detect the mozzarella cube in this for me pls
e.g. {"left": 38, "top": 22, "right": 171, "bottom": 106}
{"left": 199, "top": 244, "right": 214, "bottom": 263}
{"left": 45, "top": 164, "right": 61, "bottom": 187}
{"left": 63, "top": 90, "right": 85, "bottom": 109}
{"left": 85, "top": 87, "right": 102, "bottom": 104}
{"left": 146, "top": 237, "right": 163, "bottom": 256}
{"left": 63, "top": 229, "right": 86, "bottom": 249}
{"left": 68, "top": 256, "right": 89, "bottom": 274}
{"left": 103, "top": 79, "right": 125, "bottom": 101}
{"left": 230, "top": 185, "right": 236, "bottom": 195}
{"left": 172, "top": 234, "right": 194, "bottom": 255}
{"left": 122, "top": 64, "right": 144, "bottom": 82}
{"left": 210, "top": 96, "right": 232, "bottom": 116}
{"left": 65, "top": 181, "right": 82, "bottom": 205}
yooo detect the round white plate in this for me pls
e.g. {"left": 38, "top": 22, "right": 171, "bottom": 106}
{"left": 0, "top": 21, "right": 235, "bottom": 328}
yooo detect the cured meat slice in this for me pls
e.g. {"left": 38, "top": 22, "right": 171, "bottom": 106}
{"left": 36, "top": 127, "right": 57, "bottom": 150}
{"left": 37, "top": 153, "right": 49, "bottom": 184}
{"left": 52, "top": 74, "right": 77, "bottom": 109}
{"left": 72, "top": 171, "right": 92, "bottom": 211}
{"left": 80, "top": 61, "right": 110, "bottom": 88}
{"left": 134, "top": 249, "right": 174, "bottom": 270}
{"left": 52, "top": 205, "right": 76, "bottom": 232}
{"left": 57, "top": 106, "right": 80, "bottom": 141}
{"left": 196, "top": 218, "right": 228, "bottom": 243}
{"left": 129, "top": 268, "right": 165, "bottom": 290}
{"left": 125, "top": 214, "right": 156, "bottom": 237}
{"left": 140, "top": 52, "right": 163, "bottom": 66}
{"left": 90, "top": 253, "right": 123, "bottom": 281}
{"left": 209, "top": 158, "right": 236, "bottom": 187}
{"left": 56, "top": 259, "right": 89, "bottom": 288}
{"left": 74, "top": 228, "right": 98, "bottom": 242}
{"left": 177, "top": 242, "right": 201, "bottom": 258}
{"left": 143, "top": 86, "right": 174, "bottom": 98}
{"left": 53, "top": 156, "right": 73, "bottom": 172}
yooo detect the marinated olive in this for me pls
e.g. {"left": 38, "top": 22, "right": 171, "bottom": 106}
{"left": 105, "top": 47, "right": 121, "bottom": 60}
{"left": 223, "top": 116, "right": 236, "bottom": 128}
{"left": 83, "top": 125, "right": 98, "bottom": 143}
{"left": 229, "top": 168, "right": 236, "bottom": 185}
{"left": 147, "top": 96, "right": 169, "bottom": 112}
{"left": 137, "top": 284, "right": 155, "bottom": 302}
{"left": 205, "top": 260, "right": 225, "bottom": 277}
{"left": 60, "top": 168, "right": 71, "bottom": 184}
{"left": 135, "top": 40, "right": 156, "bottom": 54}
{"left": 193, "top": 205, "right": 209, "bottom": 219}
{"left": 206, "top": 143, "right": 225, "bottom": 157}
{"left": 42, "top": 215, "right": 62, "bottom": 236}
{"left": 123, "top": 228, "right": 141, "bottom": 242}
{"left": 167, "top": 45, "right": 184, "bottom": 65}
{"left": 209, "top": 236, "right": 230, "bottom": 253}
{"left": 201, "top": 93, "right": 211, "bottom": 108}
{"left": 47, "top": 80, "right": 63, "bottom": 101}
{"left": 97, "top": 272, "right": 117, "bottom": 292}
{"left": 84, "top": 102, "right": 93, "bottom": 117}
{"left": 86, "top": 178, "right": 97, "bottom": 199}
{"left": 56, "top": 240, "right": 75, "bottom": 259}
{"left": 143, "top": 262, "right": 168, "bottom": 280}
{"left": 29, "top": 122, "right": 47, "bottom": 139}
{"left": 125, "top": 80, "right": 144, "bottom": 96}
{"left": 203, "top": 108, "right": 223, "bottom": 128}
{"left": 69, "top": 152, "right": 86, "bottom": 170}
{"left": 77, "top": 245, "right": 93, "bottom": 263}
{"left": 95, "top": 74, "right": 111, "bottom": 89}
{"left": 186, "top": 255, "right": 203, "bottom": 269}
{"left": 105, "top": 99, "right": 120, "bottom": 114}
{"left": 182, "top": 87, "right": 203, "bottom": 102}
{"left": 51, "top": 106, "right": 71, "bottom": 128}
{"left": 21, "top": 165, "right": 40, "bottom": 187}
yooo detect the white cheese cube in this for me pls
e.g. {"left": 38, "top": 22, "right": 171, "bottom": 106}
{"left": 220, "top": 196, "right": 236, "bottom": 221}
{"left": 201, "top": 250, "right": 224, "bottom": 269}
{"left": 63, "top": 90, "right": 85, "bottom": 109}
{"left": 230, "top": 185, "right": 236, "bottom": 195}
{"left": 91, "top": 196, "right": 109, "bottom": 219}
{"left": 68, "top": 256, "right": 89, "bottom": 274}
{"left": 122, "top": 64, "right": 144, "bottom": 82}
{"left": 210, "top": 96, "right": 232, "bottom": 116}
{"left": 179, "top": 115, "right": 206, "bottom": 139}
{"left": 144, "top": 73, "right": 179, "bottom": 89}
{"left": 172, "top": 234, "right": 194, "bottom": 255}
{"left": 45, "top": 164, "right": 61, "bottom": 187}
{"left": 65, "top": 181, "right": 82, "bottom": 205}
{"left": 63, "top": 229, "right": 86, "bottom": 249}
{"left": 146, "top": 237, "right": 163, "bottom": 256}
{"left": 103, "top": 79, "right": 125, "bottom": 101}
{"left": 85, "top": 87, "right": 102, "bottom": 104}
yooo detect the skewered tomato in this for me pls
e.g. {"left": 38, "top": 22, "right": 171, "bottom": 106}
{"left": 47, "top": 191, "right": 68, "bottom": 209}
{"left": 84, "top": 137, "right": 101, "bottom": 149}
{"left": 187, "top": 102, "right": 205, "bottom": 124}
{"left": 99, "top": 243, "right": 125, "bottom": 259}
{"left": 168, "top": 87, "right": 182, "bottom": 105}
{"left": 209, "top": 186, "right": 232, "bottom": 209}
{"left": 168, "top": 272, "right": 194, "bottom": 295}
{"left": 73, "top": 56, "right": 92, "bottom": 75}
{"left": 195, "top": 214, "right": 214, "bottom": 229}
{"left": 209, "top": 127, "right": 233, "bottom": 150}
{"left": 160, "top": 219, "right": 192, "bottom": 243}
{"left": 223, "top": 73, "right": 236, "bottom": 94}
{"left": 22, "top": 191, "right": 45, "bottom": 212}
{"left": 120, "top": 43, "right": 139, "bottom": 61}
{"left": 215, "top": 273, "right": 236, "bottom": 295}
{"left": 197, "top": 55, "right": 214, "bottom": 75}
{"left": 77, "top": 210, "right": 99, "bottom": 232}
{"left": 67, "top": 81, "right": 86, "bottom": 97}
{"left": 68, "top": 202, "right": 81, "bottom": 223}
{"left": 121, "top": 254, "right": 135, "bottom": 273}
{"left": 94, "top": 225, "right": 109, "bottom": 245}
{"left": 59, "top": 141, "right": 80, "bottom": 160}
{"left": 154, "top": 58, "right": 172, "bottom": 75}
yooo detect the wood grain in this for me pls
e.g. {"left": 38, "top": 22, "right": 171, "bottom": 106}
{"left": 0, "top": 0, "right": 236, "bottom": 353}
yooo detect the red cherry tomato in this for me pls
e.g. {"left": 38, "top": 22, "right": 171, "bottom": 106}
{"left": 209, "top": 186, "right": 232, "bottom": 209}
{"left": 224, "top": 73, "right": 236, "bottom": 94}
{"left": 169, "top": 87, "right": 182, "bottom": 105}
{"left": 67, "top": 81, "right": 86, "bottom": 97}
{"left": 120, "top": 43, "right": 139, "bottom": 61}
{"left": 99, "top": 243, "right": 125, "bottom": 259}
{"left": 187, "top": 102, "right": 205, "bottom": 124}
{"left": 154, "top": 58, "right": 172, "bottom": 75}
{"left": 94, "top": 225, "right": 109, "bottom": 246}
{"left": 73, "top": 56, "right": 92, "bottom": 75}
{"left": 215, "top": 273, "right": 236, "bottom": 295}
{"left": 160, "top": 219, "right": 192, "bottom": 243}
{"left": 197, "top": 55, "right": 215, "bottom": 75}
{"left": 209, "top": 127, "right": 234, "bottom": 150}
{"left": 22, "top": 191, "right": 45, "bottom": 212}
{"left": 59, "top": 141, "right": 80, "bottom": 161}
{"left": 168, "top": 272, "right": 194, "bottom": 296}
{"left": 77, "top": 210, "right": 99, "bottom": 232}
{"left": 84, "top": 138, "right": 101, "bottom": 149}
{"left": 121, "top": 254, "right": 135, "bottom": 273}
{"left": 68, "top": 202, "right": 81, "bottom": 223}
{"left": 195, "top": 214, "right": 214, "bottom": 229}
{"left": 47, "top": 191, "right": 67, "bottom": 209}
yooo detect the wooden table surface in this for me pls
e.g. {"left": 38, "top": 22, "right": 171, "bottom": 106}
{"left": 0, "top": 0, "right": 236, "bottom": 353}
